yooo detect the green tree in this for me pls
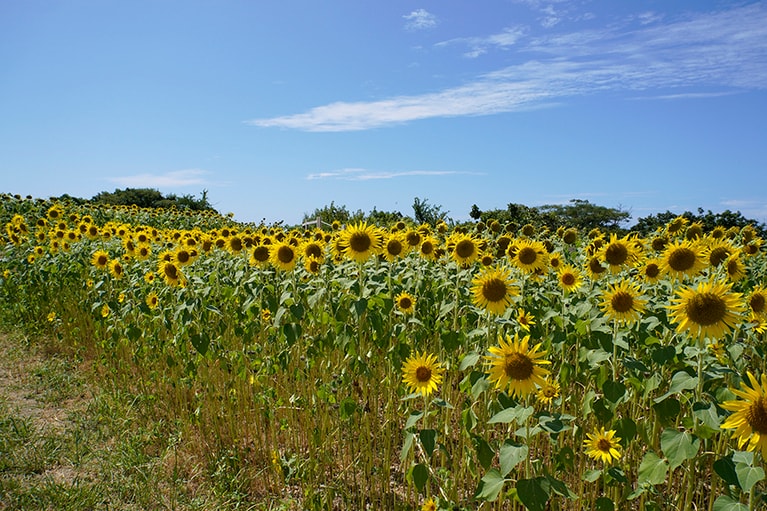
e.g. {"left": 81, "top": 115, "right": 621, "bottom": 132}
{"left": 538, "top": 199, "right": 630, "bottom": 232}
{"left": 412, "top": 197, "right": 449, "bottom": 226}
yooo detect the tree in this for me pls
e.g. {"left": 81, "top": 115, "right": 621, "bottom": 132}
{"left": 538, "top": 199, "right": 631, "bottom": 232}
{"left": 91, "top": 188, "right": 215, "bottom": 211}
{"left": 302, "top": 201, "right": 364, "bottom": 227}
{"left": 412, "top": 197, "right": 449, "bottom": 226}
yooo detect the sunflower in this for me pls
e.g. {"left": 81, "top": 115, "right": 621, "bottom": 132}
{"left": 381, "top": 233, "right": 406, "bottom": 262}
{"left": 485, "top": 333, "right": 550, "bottom": 398}
{"left": 339, "top": 222, "right": 383, "bottom": 263}
{"left": 227, "top": 235, "right": 244, "bottom": 254}
{"left": 600, "top": 279, "right": 647, "bottom": 325}
{"left": 548, "top": 252, "right": 564, "bottom": 272}
{"left": 450, "top": 233, "right": 480, "bottom": 266}
{"left": 174, "top": 248, "right": 193, "bottom": 267}
{"left": 747, "top": 286, "right": 767, "bottom": 320}
{"left": 705, "top": 240, "right": 737, "bottom": 267}
{"left": 158, "top": 260, "right": 184, "bottom": 287}
{"left": 146, "top": 292, "right": 159, "bottom": 309}
{"left": 100, "top": 304, "right": 110, "bottom": 318}
{"left": 724, "top": 253, "right": 746, "bottom": 282}
{"left": 421, "top": 497, "right": 437, "bottom": 511}
{"left": 661, "top": 240, "right": 707, "bottom": 279}
{"left": 585, "top": 256, "right": 608, "bottom": 280}
{"left": 471, "top": 266, "right": 518, "bottom": 315}
{"left": 303, "top": 256, "right": 323, "bottom": 275}
{"left": 721, "top": 372, "right": 767, "bottom": 458}
{"left": 666, "top": 216, "right": 689, "bottom": 235}
{"left": 510, "top": 239, "right": 548, "bottom": 274}
{"left": 395, "top": 292, "right": 416, "bottom": 315}
{"left": 557, "top": 265, "right": 582, "bottom": 293}
{"left": 270, "top": 241, "right": 298, "bottom": 272}
{"left": 418, "top": 237, "right": 439, "bottom": 262}
{"left": 301, "top": 241, "right": 324, "bottom": 260}
{"left": 640, "top": 258, "right": 662, "bottom": 283}
{"left": 144, "top": 271, "right": 156, "bottom": 284}
{"left": 249, "top": 244, "right": 271, "bottom": 267}
{"left": 584, "top": 427, "right": 622, "bottom": 464}
{"left": 108, "top": 259, "right": 125, "bottom": 280}
{"left": 536, "top": 378, "right": 560, "bottom": 404}
{"left": 91, "top": 250, "right": 110, "bottom": 270}
{"left": 516, "top": 309, "right": 536, "bottom": 331}
{"left": 599, "top": 234, "right": 639, "bottom": 273}
{"left": 401, "top": 352, "right": 444, "bottom": 397}
{"left": 668, "top": 279, "right": 745, "bottom": 340}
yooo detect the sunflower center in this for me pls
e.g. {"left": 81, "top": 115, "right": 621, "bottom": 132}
{"left": 230, "top": 238, "right": 243, "bottom": 251}
{"left": 387, "top": 240, "right": 403, "bottom": 256}
{"left": 456, "top": 240, "right": 476, "bottom": 258}
{"left": 415, "top": 366, "right": 432, "bottom": 383}
{"left": 542, "top": 386, "right": 557, "bottom": 398}
{"left": 518, "top": 247, "right": 538, "bottom": 265}
{"left": 97, "top": 255, "right": 108, "bottom": 266}
{"left": 177, "top": 251, "right": 190, "bottom": 264}
{"left": 504, "top": 353, "right": 534, "bottom": 380}
{"left": 399, "top": 297, "right": 413, "bottom": 310}
{"left": 421, "top": 241, "right": 434, "bottom": 255}
{"left": 561, "top": 273, "right": 576, "bottom": 286}
{"left": 596, "top": 438, "right": 612, "bottom": 452}
{"left": 668, "top": 248, "right": 696, "bottom": 271}
{"left": 253, "top": 246, "right": 270, "bottom": 262}
{"left": 605, "top": 244, "right": 628, "bottom": 265}
{"left": 277, "top": 246, "right": 295, "bottom": 263}
{"left": 482, "top": 278, "right": 508, "bottom": 303}
{"left": 406, "top": 232, "right": 421, "bottom": 246}
{"left": 305, "top": 244, "right": 322, "bottom": 258}
{"left": 709, "top": 247, "right": 730, "bottom": 267}
{"left": 645, "top": 263, "right": 660, "bottom": 279}
{"left": 349, "top": 232, "right": 372, "bottom": 253}
{"left": 611, "top": 291, "right": 634, "bottom": 313}
{"left": 685, "top": 292, "right": 726, "bottom": 326}
{"left": 589, "top": 258, "right": 606, "bottom": 274}
{"left": 747, "top": 397, "right": 767, "bottom": 435}
{"left": 164, "top": 264, "right": 178, "bottom": 279}
{"left": 750, "top": 294, "right": 766, "bottom": 314}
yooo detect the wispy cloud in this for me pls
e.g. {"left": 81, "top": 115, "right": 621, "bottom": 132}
{"left": 403, "top": 9, "right": 437, "bottom": 31}
{"left": 307, "top": 167, "right": 481, "bottom": 181}
{"left": 248, "top": 4, "right": 767, "bottom": 132}
{"left": 437, "top": 26, "right": 527, "bottom": 58}
{"left": 109, "top": 169, "right": 211, "bottom": 188}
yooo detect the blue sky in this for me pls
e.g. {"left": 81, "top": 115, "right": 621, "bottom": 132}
{"left": 1, "top": 1, "right": 766, "bottom": 226}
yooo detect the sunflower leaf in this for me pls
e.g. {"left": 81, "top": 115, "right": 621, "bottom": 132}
{"left": 637, "top": 451, "right": 668, "bottom": 486}
{"left": 516, "top": 477, "right": 550, "bottom": 511}
{"left": 661, "top": 429, "right": 700, "bottom": 471}
{"left": 735, "top": 463, "right": 764, "bottom": 493}
{"left": 499, "top": 440, "right": 528, "bottom": 477}
{"left": 488, "top": 405, "right": 534, "bottom": 425}
{"left": 475, "top": 468, "right": 506, "bottom": 502}
{"left": 712, "top": 495, "right": 749, "bottom": 511}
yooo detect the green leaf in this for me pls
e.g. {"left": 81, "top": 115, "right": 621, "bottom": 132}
{"left": 476, "top": 468, "right": 506, "bottom": 502}
{"left": 516, "top": 477, "right": 550, "bottom": 511}
{"left": 652, "top": 398, "right": 681, "bottom": 426}
{"left": 606, "top": 467, "right": 628, "bottom": 484}
{"left": 583, "top": 469, "right": 602, "bottom": 482}
{"left": 637, "top": 451, "right": 668, "bottom": 486}
{"left": 405, "top": 411, "right": 424, "bottom": 430}
{"left": 714, "top": 455, "right": 740, "bottom": 488}
{"left": 499, "top": 440, "right": 528, "bottom": 477}
{"left": 339, "top": 398, "right": 357, "bottom": 420}
{"left": 713, "top": 495, "right": 748, "bottom": 511}
{"left": 488, "top": 405, "right": 534, "bottom": 425}
{"left": 190, "top": 331, "right": 210, "bottom": 356}
{"left": 419, "top": 429, "right": 437, "bottom": 458}
{"left": 654, "top": 371, "right": 698, "bottom": 403}
{"left": 459, "top": 351, "right": 481, "bottom": 371}
{"left": 603, "top": 380, "right": 626, "bottom": 404}
{"left": 401, "top": 432, "right": 414, "bottom": 463}
{"left": 474, "top": 436, "right": 495, "bottom": 470}
{"left": 651, "top": 345, "right": 676, "bottom": 365}
{"left": 412, "top": 463, "right": 428, "bottom": 493}
{"left": 595, "top": 497, "right": 615, "bottom": 511}
{"left": 660, "top": 429, "right": 700, "bottom": 471}
{"left": 735, "top": 463, "right": 765, "bottom": 493}
{"left": 693, "top": 401, "right": 722, "bottom": 429}
{"left": 613, "top": 417, "right": 637, "bottom": 446}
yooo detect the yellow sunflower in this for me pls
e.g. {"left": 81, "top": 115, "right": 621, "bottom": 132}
{"left": 270, "top": 241, "right": 298, "bottom": 272}
{"left": 339, "top": 222, "right": 383, "bottom": 263}
{"left": 748, "top": 286, "right": 767, "bottom": 320}
{"left": 584, "top": 427, "right": 622, "bottom": 464}
{"left": 146, "top": 292, "right": 159, "bottom": 309}
{"left": 668, "top": 279, "right": 745, "bottom": 340}
{"left": 108, "top": 259, "right": 125, "bottom": 280}
{"left": 704, "top": 240, "right": 737, "bottom": 267}
{"left": 585, "top": 256, "right": 608, "bottom": 280}
{"left": 249, "top": 244, "right": 271, "bottom": 267}
{"left": 721, "top": 372, "right": 767, "bottom": 458}
{"left": 450, "top": 233, "right": 480, "bottom": 266}
{"left": 158, "top": 260, "right": 184, "bottom": 287}
{"left": 536, "top": 378, "right": 560, "bottom": 404}
{"left": 509, "top": 239, "right": 548, "bottom": 274}
{"left": 421, "top": 497, "right": 437, "bottom": 511}
{"left": 471, "top": 266, "right": 518, "bottom": 315}
{"left": 557, "top": 265, "right": 582, "bottom": 293}
{"left": 640, "top": 258, "right": 662, "bottom": 283}
{"left": 600, "top": 234, "right": 639, "bottom": 273}
{"left": 395, "top": 292, "right": 416, "bottom": 315}
{"left": 91, "top": 250, "right": 109, "bottom": 270}
{"left": 485, "top": 333, "right": 550, "bottom": 398}
{"left": 548, "top": 252, "right": 564, "bottom": 272}
{"left": 724, "top": 253, "right": 746, "bottom": 282}
{"left": 402, "top": 352, "right": 444, "bottom": 397}
{"left": 661, "top": 240, "right": 707, "bottom": 279}
{"left": 516, "top": 309, "right": 536, "bottom": 331}
{"left": 382, "top": 233, "right": 407, "bottom": 262}
{"left": 600, "top": 279, "right": 647, "bottom": 325}
{"left": 418, "top": 237, "right": 439, "bottom": 262}
{"left": 174, "top": 248, "right": 194, "bottom": 267}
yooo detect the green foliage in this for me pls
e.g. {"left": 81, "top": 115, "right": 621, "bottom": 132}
{"left": 92, "top": 187, "right": 215, "bottom": 212}
{"left": 412, "top": 197, "right": 449, "bottom": 226}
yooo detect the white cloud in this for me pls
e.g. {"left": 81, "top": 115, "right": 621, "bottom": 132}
{"left": 109, "top": 169, "right": 211, "bottom": 188}
{"left": 437, "top": 26, "right": 527, "bottom": 58}
{"left": 403, "top": 9, "right": 437, "bottom": 30}
{"left": 248, "top": 4, "right": 767, "bottom": 132}
{"left": 307, "top": 168, "right": 481, "bottom": 181}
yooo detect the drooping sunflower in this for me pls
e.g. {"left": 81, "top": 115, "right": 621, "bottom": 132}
{"left": 721, "top": 372, "right": 767, "bottom": 458}
{"left": 557, "top": 265, "right": 583, "bottom": 294}
{"left": 509, "top": 239, "right": 548, "bottom": 274}
{"left": 599, "top": 234, "right": 640, "bottom": 273}
{"left": 724, "top": 253, "right": 747, "bottom": 282}
{"left": 303, "top": 256, "right": 323, "bottom": 275}
{"left": 584, "top": 427, "right": 622, "bottom": 464}
{"left": 395, "top": 292, "right": 416, "bottom": 315}
{"left": 91, "top": 250, "right": 110, "bottom": 270}
{"left": 661, "top": 240, "right": 707, "bottom": 279}
{"left": 668, "top": 279, "right": 745, "bottom": 341}
{"left": 585, "top": 256, "right": 608, "bottom": 280}
{"left": 516, "top": 309, "right": 536, "bottom": 331}
{"left": 471, "top": 266, "right": 518, "bottom": 315}
{"left": 450, "top": 233, "right": 480, "bottom": 266}
{"left": 704, "top": 239, "right": 738, "bottom": 267}
{"left": 270, "top": 241, "right": 298, "bottom": 272}
{"left": 401, "top": 352, "right": 444, "bottom": 397}
{"left": 600, "top": 279, "right": 647, "bottom": 325}
{"left": 747, "top": 286, "right": 767, "bottom": 320}
{"left": 339, "top": 222, "right": 383, "bottom": 263}
{"left": 485, "top": 333, "right": 550, "bottom": 398}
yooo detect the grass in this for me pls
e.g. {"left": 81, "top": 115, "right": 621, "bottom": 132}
{"left": 0, "top": 331, "right": 289, "bottom": 511}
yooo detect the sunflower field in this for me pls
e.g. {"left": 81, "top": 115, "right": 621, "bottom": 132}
{"left": 2, "top": 193, "right": 767, "bottom": 510}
